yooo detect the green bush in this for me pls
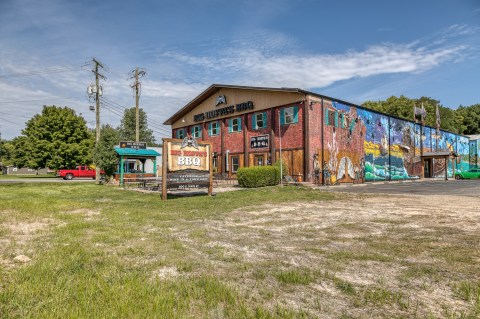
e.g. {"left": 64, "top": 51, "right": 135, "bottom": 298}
{"left": 274, "top": 159, "right": 288, "bottom": 177}
{"left": 237, "top": 166, "right": 280, "bottom": 188}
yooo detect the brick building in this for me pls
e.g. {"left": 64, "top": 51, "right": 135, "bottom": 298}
{"left": 164, "top": 84, "right": 476, "bottom": 183}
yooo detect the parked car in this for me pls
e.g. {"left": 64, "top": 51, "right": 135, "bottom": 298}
{"left": 454, "top": 168, "right": 480, "bottom": 180}
{"left": 57, "top": 166, "right": 104, "bottom": 180}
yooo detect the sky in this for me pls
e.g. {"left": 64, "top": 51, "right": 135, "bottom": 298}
{"left": 0, "top": 0, "right": 479, "bottom": 141}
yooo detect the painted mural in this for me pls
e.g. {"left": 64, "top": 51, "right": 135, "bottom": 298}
{"left": 469, "top": 139, "right": 480, "bottom": 168}
{"left": 322, "top": 101, "right": 472, "bottom": 183}
{"left": 322, "top": 102, "right": 366, "bottom": 184}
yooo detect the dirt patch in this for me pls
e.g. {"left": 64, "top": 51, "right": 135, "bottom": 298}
{"left": 169, "top": 193, "right": 480, "bottom": 318}
{"left": 64, "top": 209, "right": 101, "bottom": 221}
{"left": 153, "top": 266, "right": 180, "bottom": 280}
{"left": 0, "top": 218, "right": 57, "bottom": 270}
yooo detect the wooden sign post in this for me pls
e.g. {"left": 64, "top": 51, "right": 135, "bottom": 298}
{"left": 162, "top": 137, "right": 213, "bottom": 201}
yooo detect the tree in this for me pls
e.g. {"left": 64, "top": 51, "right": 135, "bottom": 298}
{"left": 118, "top": 107, "right": 155, "bottom": 145}
{"left": 13, "top": 105, "right": 94, "bottom": 169}
{"left": 93, "top": 124, "right": 120, "bottom": 178}
{"left": 362, "top": 96, "right": 459, "bottom": 132}
{"left": 456, "top": 104, "right": 480, "bottom": 135}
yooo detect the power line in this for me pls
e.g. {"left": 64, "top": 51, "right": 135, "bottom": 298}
{"left": 100, "top": 97, "right": 171, "bottom": 130}
{"left": 101, "top": 103, "right": 170, "bottom": 138}
{"left": 0, "top": 63, "right": 90, "bottom": 79}
{"left": 0, "top": 112, "right": 32, "bottom": 119}
{"left": 99, "top": 97, "right": 171, "bottom": 134}
{"left": 89, "top": 100, "right": 171, "bottom": 140}
{"left": 0, "top": 117, "right": 25, "bottom": 127}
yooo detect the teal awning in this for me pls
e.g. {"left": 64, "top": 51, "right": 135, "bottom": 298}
{"left": 115, "top": 147, "right": 160, "bottom": 157}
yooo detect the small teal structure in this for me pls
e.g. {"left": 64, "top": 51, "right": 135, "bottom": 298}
{"left": 114, "top": 147, "right": 161, "bottom": 185}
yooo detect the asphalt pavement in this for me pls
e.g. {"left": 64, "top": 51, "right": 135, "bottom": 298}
{"left": 318, "top": 179, "right": 480, "bottom": 196}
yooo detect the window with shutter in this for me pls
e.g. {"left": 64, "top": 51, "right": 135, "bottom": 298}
{"left": 282, "top": 106, "right": 298, "bottom": 125}
{"left": 193, "top": 125, "right": 202, "bottom": 138}
{"left": 177, "top": 129, "right": 185, "bottom": 139}
{"left": 230, "top": 118, "right": 242, "bottom": 132}
{"left": 209, "top": 122, "right": 219, "bottom": 136}
{"left": 254, "top": 112, "right": 266, "bottom": 129}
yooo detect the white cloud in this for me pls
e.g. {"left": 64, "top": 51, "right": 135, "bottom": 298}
{"left": 161, "top": 42, "right": 466, "bottom": 90}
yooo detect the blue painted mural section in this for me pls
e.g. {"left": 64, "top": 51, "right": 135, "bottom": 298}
{"left": 324, "top": 102, "right": 473, "bottom": 182}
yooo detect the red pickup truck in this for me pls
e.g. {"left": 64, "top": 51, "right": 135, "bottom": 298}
{"left": 57, "top": 166, "right": 103, "bottom": 180}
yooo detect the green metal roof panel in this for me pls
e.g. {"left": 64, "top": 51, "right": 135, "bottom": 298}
{"left": 115, "top": 147, "right": 160, "bottom": 157}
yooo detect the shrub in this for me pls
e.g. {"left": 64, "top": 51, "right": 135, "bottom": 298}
{"left": 237, "top": 166, "right": 280, "bottom": 188}
{"left": 273, "top": 159, "right": 288, "bottom": 177}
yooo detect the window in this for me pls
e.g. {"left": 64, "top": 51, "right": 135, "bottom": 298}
{"left": 325, "top": 109, "right": 336, "bottom": 126}
{"left": 176, "top": 129, "right": 185, "bottom": 139}
{"left": 280, "top": 106, "right": 298, "bottom": 125}
{"left": 228, "top": 118, "right": 242, "bottom": 133}
{"left": 340, "top": 113, "right": 347, "bottom": 128}
{"left": 192, "top": 125, "right": 202, "bottom": 138}
{"left": 253, "top": 112, "right": 267, "bottom": 130}
{"left": 208, "top": 121, "right": 219, "bottom": 136}
{"left": 231, "top": 156, "right": 240, "bottom": 173}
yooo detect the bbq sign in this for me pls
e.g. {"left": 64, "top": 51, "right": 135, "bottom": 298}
{"left": 250, "top": 135, "right": 269, "bottom": 149}
{"left": 167, "top": 137, "right": 210, "bottom": 171}
{"left": 162, "top": 137, "right": 213, "bottom": 200}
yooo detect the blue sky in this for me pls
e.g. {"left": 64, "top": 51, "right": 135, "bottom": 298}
{"left": 0, "top": 0, "right": 479, "bottom": 140}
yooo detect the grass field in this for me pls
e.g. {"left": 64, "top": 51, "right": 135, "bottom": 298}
{"left": 0, "top": 183, "right": 479, "bottom": 318}
{"left": 0, "top": 174, "right": 58, "bottom": 179}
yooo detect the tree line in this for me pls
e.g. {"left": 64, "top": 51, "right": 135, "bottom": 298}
{"left": 0, "top": 105, "right": 156, "bottom": 176}
{"left": 362, "top": 96, "right": 480, "bottom": 135}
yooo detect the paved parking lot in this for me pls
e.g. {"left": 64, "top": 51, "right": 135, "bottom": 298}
{"left": 319, "top": 179, "right": 480, "bottom": 197}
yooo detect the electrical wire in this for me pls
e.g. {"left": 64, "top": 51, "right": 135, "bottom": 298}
{"left": 100, "top": 97, "right": 170, "bottom": 129}
{"left": 100, "top": 103, "right": 170, "bottom": 138}
{"left": 0, "top": 117, "right": 25, "bottom": 127}
{"left": 0, "top": 112, "right": 32, "bottom": 119}
{"left": 0, "top": 63, "right": 89, "bottom": 79}
{"left": 0, "top": 97, "right": 80, "bottom": 104}
{"left": 99, "top": 97, "right": 172, "bottom": 134}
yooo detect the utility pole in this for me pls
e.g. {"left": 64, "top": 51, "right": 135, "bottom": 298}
{"left": 91, "top": 58, "right": 106, "bottom": 184}
{"left": 129, "top": 67, "right": 146, "bottom": 142}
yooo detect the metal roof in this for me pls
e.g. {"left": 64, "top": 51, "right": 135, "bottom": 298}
{"left": 422, "top": 151, "right": 458, "bottom": 158}
{"left": 114, "top": 147, "right": 160, "bottom": 157}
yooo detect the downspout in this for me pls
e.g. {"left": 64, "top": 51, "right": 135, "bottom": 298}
{"left": 304, "top": 95, "right": 310, "bottom": 182}
{"left": 388, "top": 116, "right": 391, "bottom": 181}
{"left": 321, "top": 97, "right": 325, "bottom": 186}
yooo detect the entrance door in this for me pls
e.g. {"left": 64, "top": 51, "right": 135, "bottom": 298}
{"left": 423, "top": 159, "right": 432, "bottom": 178}
{"left": 254, "top": 154, "right": 264, "bottom": 166}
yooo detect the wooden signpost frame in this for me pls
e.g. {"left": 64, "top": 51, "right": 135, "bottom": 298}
{"left": 162, "top": 138, "right": 213, "bottom": 201}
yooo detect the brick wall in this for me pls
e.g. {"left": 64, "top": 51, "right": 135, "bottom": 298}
{"left": 273, "top": 103, "right": 304, "bottom": 150}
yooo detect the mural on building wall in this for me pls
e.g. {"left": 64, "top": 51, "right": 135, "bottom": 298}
{"left": 469, "top": 140, "right": 480, "bottom": 168}
{"left": 323, "top": 102, "right": 366, "bottom": 184}
{"left": 322, "top": 101, "right": 471, "bottom": 183}
{"left": 457, "top": 136, "right": 470, "bottom": 172}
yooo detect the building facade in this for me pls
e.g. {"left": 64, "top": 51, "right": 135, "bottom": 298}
{"left": 164, "top": 84, "right": 477, "bottom": 183}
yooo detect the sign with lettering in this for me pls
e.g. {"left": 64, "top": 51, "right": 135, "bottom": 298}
{"left": 162, "top": 137, "right": 212, "bottom": 200}
{"left": 119, "top": 141, "right": 147, "bottom": 149}
{"left": 250, "top": 135, "right": 269, "bottom": 149}
{"left": 193, "top": 101, "right": 254, "bottom": 122}
{"left": 166, "top": 171, "right": 210, "bottom": 190}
